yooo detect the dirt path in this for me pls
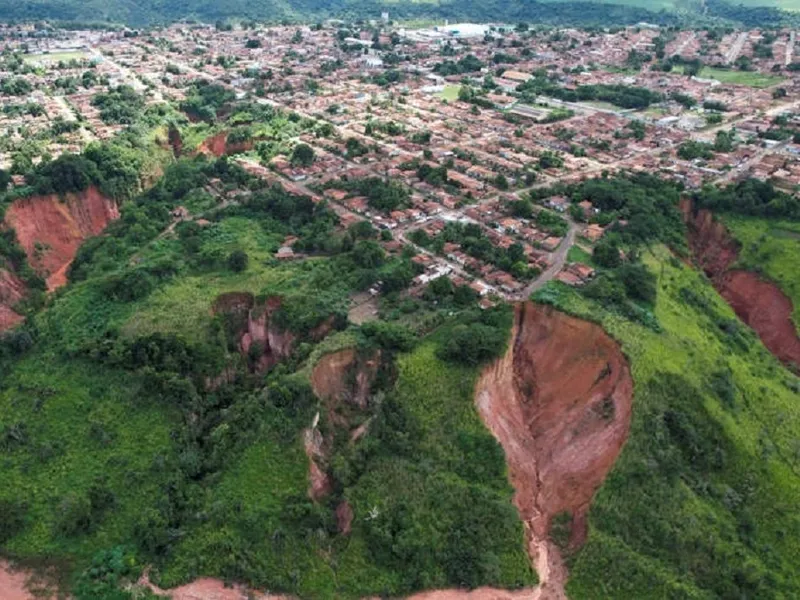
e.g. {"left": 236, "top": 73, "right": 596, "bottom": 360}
{"left": 0, "top": 561, "right": 33, "bottom": 600}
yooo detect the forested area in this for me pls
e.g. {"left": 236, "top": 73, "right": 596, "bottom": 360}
{"left": 0, "top": 0, "right": 688, "bottom": 28}
{"left": 518, "top": 78, "right": 663, "bottom": 110}
{"left": 695, "top": 178, "right": 800, "bottom": 220}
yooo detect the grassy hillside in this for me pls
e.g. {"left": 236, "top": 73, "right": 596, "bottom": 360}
{"left": 0, "top": 154, "right": 534, "bottom": 598}
{"left": 535, "top": 246, "right": 800, "bottom": 599}
{"left": 723, "top": 215, "right": 800, "bottom": 332}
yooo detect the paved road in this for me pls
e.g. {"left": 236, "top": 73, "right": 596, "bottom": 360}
{"left": 725, "top": 32, "right": 749, "bottom": 64}
{"left": 518, "top": 218, "right": 578, "bottom": 299}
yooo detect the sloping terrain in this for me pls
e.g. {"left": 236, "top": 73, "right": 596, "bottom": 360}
{"left": 684, "top": 202, "right": 800, "bottom": 370}
{"left": 537, "top": 247, "right": 800, "bottom": 599}
{"left": 722, "top": 214, "right": 800, "bottom": 332}
{"left": 476, "top": 302, "right": 632, "bottom": 598}
{"left": 4, "top": 187, "right": 119, "bottom": 289}
{"left": 0, "top": 269, "right": 26, "bottom": 330}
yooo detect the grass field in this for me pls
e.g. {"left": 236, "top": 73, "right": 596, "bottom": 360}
{"left": 535, "top": 246, "right": 800, "bottom": 598}
{"left": 581, "top": 100, "right": 624, "bottom": 112}
{"left": 567, "top": 245, "right": 594, "bottom": 265}
{"left": 439, "top": 84, "right": 461, "bottom": 102}
{"left": 23, "top": 50, "right": 89, "bottom": 64}
{"left": 675, "top": 65, "right": 785, "bottom": 88}
{"left": 723, "top": 215, "right": 800, "bottom": 332}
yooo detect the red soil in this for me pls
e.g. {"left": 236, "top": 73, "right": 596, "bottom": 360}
{"left": 310, "top": 348, "right": 380, "bottom": 411}
{"left": 4, "top": 186, "right": 119, "bottom": 290}
{"left": 475, "top": 302, "right": 633, "bottom": 599}
{"left": 336, "top": 500, "right": 354, "bottom": 535}
{"left": 681, "top": 201, "right": 739, "bottom": 274}
{"left": 197, "top": 131, "right": 254, "bottom": 157}
{"left": 683, "top": 200, "right": 800, "bottom": 370}
{"left": 141, "top": 572, "right": 292, "bottom": 600}
{"left": 212, "top": 293, "right": 297, "bottom": 373}
{"left": 0, "top": 305, "right": 23, "bottom": 331}
{"left": 0, "top": 560, "right": 59, "bottom": 600}
{"left": 718, "top": 270, "right": 800, "bottom": 367}
{"left": 0, "top": 268, "right": 26, "bottom": 331}
{"left": 304, "top": 348, "right": 381, "bottom": 500}
{"left": 0, "top": 561, "right": 33, "bottom": 600}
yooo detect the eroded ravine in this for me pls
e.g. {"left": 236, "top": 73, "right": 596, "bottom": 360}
{"left": 4, "top": 186, "right": 119, "bottom": 290}
{"left": 683, "top": 201, "right": 800, "bottom": 369}
{"left": 474, "top": 302, "right": 633, "bottom": 599}
{"left": 2, "top": 305, "right": 633, "bottom": 600}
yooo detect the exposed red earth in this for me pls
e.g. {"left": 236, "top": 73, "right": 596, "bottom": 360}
{"left": 0, "top": 561, "right": 36, "bottom": 600}
{"left": 4, "top": 186, "right": 119, "bottom": 290}
{"left": 3, "top": 304, "right": 633, "bottom": 600}
{"left": 305, "top": 348, "right": 381, "bottom": 502}
{"left": 196, "top": 131, "right": 255, "bottom": 157}
{"left": 682, "top": 199, "right": 800, "bottom": 369}
{"left": 212, "top": 292, "right": 297, "bottom": 373}
{"left": 0, "top": 268, "right": 26, "bottom": 330}
{"left": 0, "top": 560, "right": 60, "bottom": 600}
{"left": 474, "top": 302, "right": 633, "bottom": 599}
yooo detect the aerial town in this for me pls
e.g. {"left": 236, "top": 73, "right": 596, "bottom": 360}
{"left": 2, "top": 7, "right": 800, "bottom": 600}
{"left": 1, "top": 20, "right": 798, "bottom": 307}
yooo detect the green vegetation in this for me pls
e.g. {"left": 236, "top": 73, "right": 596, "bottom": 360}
{"left": 532, "top": 172, "right": 686, "bottom": 249}
{"left": 695, "top": 178, "right": 800, "bottom": 220}
{"left": 692, "top": 66, "right": 785, "bottom": 88}
{"left": 11, "top": 0, "right": 797, "bottom": 30}
{"left": 1, "top": 149, "right": 534, "bottom": 598}
{"left": 91, "top": 85, "right": 145, "bottom": 125}
{"left": 536, "top": 246, "right": 800, "bottom": 599}
{"left": 723, "top": 215, "right": 800, "bottom": 332}
{"left": 519, "top": 79, "right": 663, "bottom": 110}
{"left": 567, "top": 244, "right": 593, "bottom": 265}
{"left": 439, "top": 84, "right": 461, "bottom": 102}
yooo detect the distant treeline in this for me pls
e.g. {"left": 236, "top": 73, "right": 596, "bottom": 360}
{"left": 3, "top": 0, "right": 793, "bottom": 29}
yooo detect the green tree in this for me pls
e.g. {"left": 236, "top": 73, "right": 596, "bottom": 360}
{"left": 291, "top": 143, "right": 315, "bottom": 166}
{"left": 227, "top": 249, "right": 249, "bottom": 272}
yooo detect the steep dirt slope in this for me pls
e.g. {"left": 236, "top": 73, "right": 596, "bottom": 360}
{"left": 0, "top": 268, "right": 26, "bottom": 330}
{"left": 683, "top": 200, "right": 800, "bottom": 369}
{"left": 681, "top": 201, "right": 739, "bottom": 274}
{"left": 197, "top": 131, "right": 254, "bottom": 157}
{"left": 212, "top": 292, "right": 296, "bottom": 373}
{"left": 475, "top": 302, "right": 633, "bottom": 599}
{"left": 718, "top": 271, "right": 800, "bottom": 367}
{"left": 4, "top": 187, "right": 119, "bottom": 290}
{"left": 306, "top": 348, "right": 380, "bottom": 504}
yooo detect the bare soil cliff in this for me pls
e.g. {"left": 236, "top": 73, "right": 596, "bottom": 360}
{"left": 475, "top": 302, "right": 633, "bottom": 599}
{"left": 4, "top": 186, "right": 119, "bottom": 290}
{"left": 0, "top": 268, "right": 26, "bottom": 331}
{"left": 305, "top": 348, "right": 381, "bottom": 502}
{"left": 683, "top": 199, "right": 800, "bottom": 370}
{"left": 212, "top": 293, "right": 297, "bottom": 373}
{"left": 197, "top": 131, "right": 254, "bottom": 157}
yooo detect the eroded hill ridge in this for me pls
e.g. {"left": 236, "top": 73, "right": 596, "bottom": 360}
{"left": 682, "top": 199, "right": 800, "bottom": 369}
{"left": 5, "top": 186, "right": 118, "bottom": 290}
{"left": 1, "top": 302, "right": 634, "bottom": 600}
